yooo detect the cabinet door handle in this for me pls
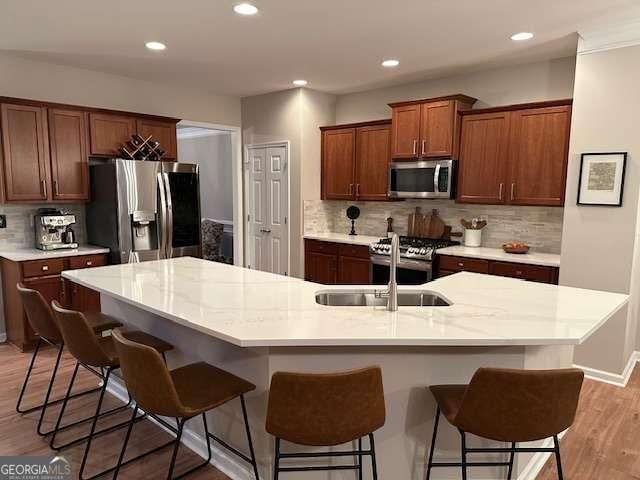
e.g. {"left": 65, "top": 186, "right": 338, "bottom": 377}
{"left": 511, "top": 183, "right": 516, "bottom": 201}
{"left": 42, "top": 265, "right": 49, "bottom": 271}
{"left": 499, "top": 183, "right": 504, "bottom": 201}
{"left": 515, "top": 270, "right": 523, "bottom": 275}
{"left": 349, "top": 183, "right": 354, "bottom": 196}
{"left": 458, "top": 262, "right": 464, "bottom": 268}
{"left": 40, "top": 179, "right": 46, "bottom": 196}
{"left": 356, "top": 184, "right": 360, "bottom": 197}
{"left": 412, "top": 140, "right": 417, "bottom": 155}
{"left": 86, "top": 261, "right": 93, "bottom": 266}
{"left": 53, "top": 180, "right": 60, "bottom": 196}
{"left": 421, "top": 139, "right": 426, "bottom": 156}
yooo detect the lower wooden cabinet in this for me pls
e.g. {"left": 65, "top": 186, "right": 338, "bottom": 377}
{"left": 437, "top": 254, "right": 558, "bottom": 284}
{"left": 304, "top": 240, "right": 371, "bottom": 285}
{"left": 1, "top": 253, "right": 108, "bottom": 351}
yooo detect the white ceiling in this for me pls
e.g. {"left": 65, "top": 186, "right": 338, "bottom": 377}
{"left": 1, "top": 0, "right": 639, "bottom": 97}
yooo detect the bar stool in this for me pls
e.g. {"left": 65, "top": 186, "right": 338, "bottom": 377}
{"left": 15, "top": 283, "right": 122, "bottom": 437}
{"left": 426, "top": 367, "right": 584, "bottom": 480}
{"left": 266, "top": 366, "right": 385, "bottom": 479}
{"left": 110, "top": 328, "right": 260, "bottom": 480}
{"left": 50, "top": 301, "right": 174, "bottom": 479}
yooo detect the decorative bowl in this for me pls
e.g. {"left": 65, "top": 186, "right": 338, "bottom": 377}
{"left": 502, "top": 243, "right": 530, "bottom": 254}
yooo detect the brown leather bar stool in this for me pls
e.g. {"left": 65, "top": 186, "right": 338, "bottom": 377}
{"left": 426, "top": 368, "right": 584, "bottom": 480}
{"left": 15, "top": 283, "right": 122, "bottom": 437}
{"left": 110, "top": 328, "right": 260, "bottom": 480}
{"left": 50, "top": 301, "right": 174, "bottom": 480}
{"left": 266, "top": 366, "right": 385, "bottom": 479}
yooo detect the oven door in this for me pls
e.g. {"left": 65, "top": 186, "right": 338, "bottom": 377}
{"left": 370, "top": 255, "right": 432, "bottom": 285}
{"left": 388, "top": 160, "right": 454, "bottom": 199}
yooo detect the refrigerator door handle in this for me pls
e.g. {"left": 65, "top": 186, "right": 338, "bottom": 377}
{"left": 161, "top": 172, "right": 174, "bottom": 259}
{"left": 157, "top": 173, "right": 168, "bottom": 259}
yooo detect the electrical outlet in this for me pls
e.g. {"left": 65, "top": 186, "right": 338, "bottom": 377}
{"left": 0, "top": 215, "right": 6, "bottom": 228}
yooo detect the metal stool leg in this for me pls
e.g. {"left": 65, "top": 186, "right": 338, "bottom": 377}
{"left": 166, "top": 418, "right": 186, "bottom": 480}
{"left": 507, "top": 442, "right": 516, "bottom": 479}
{"left": 460, "top": 430, "right": 468, "bottom": 480}
{"left": 426, "top": 406, "right": 440, "bottom": 480}
{"left": 273, "top": 438, "right": 280, "bottom": 480}
{"left": 554, "top": 435, "right": 564, "bottom": 480}
{"left": 358, "top": 437, "right": 363, "bottom": 480}
{"left": 112, "top": 405, "right": 138, "bottom": 479}
{"left": 36, "top": 343, "right": 64, "bottom": 436}
{"left": 79, "top": 367, "right": 112, "bottom": 480}
{"left": 369, "top": 433, "right": 378, "bottom": 480}
{"left": 240, "top": 395, "right": 260, "bottom": 479}
{"left": 16, "top": 338, "right": 43, "bottom": 413}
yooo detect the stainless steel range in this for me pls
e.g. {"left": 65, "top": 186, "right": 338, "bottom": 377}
{"left": 370, "top": 236, "right": 458, "bottom": 285}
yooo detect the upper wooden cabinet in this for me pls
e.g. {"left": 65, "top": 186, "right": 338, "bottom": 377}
{"left": 48, "top": 109, "right": 89, "bottom": 201}
{"left": 457, "top": 100, "right": 572, "bottom": 207}
{"left": 88, "top": 113, "right": 136, "bottom": 156}
{"left": 321, "top": 120, "right": 391, "bottom": 201}
{"left": 0, "top": 104, "right": 51, "bottom": 202}
{"left": 389, "top": 95, "right": 477, "bottom": 160}
{"left": 136, "top": 119, "right": 177, "bottom": 160}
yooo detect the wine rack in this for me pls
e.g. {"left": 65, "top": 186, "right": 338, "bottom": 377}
{"left": 119, "top": 134, "right": 167, "bottom": 161}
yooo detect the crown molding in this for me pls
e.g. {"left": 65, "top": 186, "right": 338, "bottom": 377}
{"left": 578, "top": 19, "right": 640, "bottom": 55}
{"left": 177, "top": 127, "right": 229, "bottom": 140}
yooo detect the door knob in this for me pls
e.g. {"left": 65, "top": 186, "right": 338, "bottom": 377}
{"left": 260, "top": 228, "right": 272, "bottom": 233}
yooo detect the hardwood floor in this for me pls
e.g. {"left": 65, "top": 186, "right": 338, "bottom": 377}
{"left": 537, "top": 367, "right": 640, "bottom": 480}
{"left": 0, "top": 343, "right": 229, "bottom": 479}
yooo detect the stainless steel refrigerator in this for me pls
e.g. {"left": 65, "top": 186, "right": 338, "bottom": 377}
{"left": 86, "top": 159, "right": 201, "bottom": 264}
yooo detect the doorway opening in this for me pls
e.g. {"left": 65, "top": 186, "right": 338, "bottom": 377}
{"left": 177, "top": 121, "right": 243, "bottom": 265}
{"left": 244, "top": 142, "right": 291, "bottom": 276}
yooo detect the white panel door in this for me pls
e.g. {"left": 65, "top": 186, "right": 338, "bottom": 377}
{"left": 245, "top": 144, "right": 289, "bottom": 275}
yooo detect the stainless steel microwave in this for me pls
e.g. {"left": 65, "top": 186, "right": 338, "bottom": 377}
{"left": 388, "top": 159, "right": 454, "bottom": 199}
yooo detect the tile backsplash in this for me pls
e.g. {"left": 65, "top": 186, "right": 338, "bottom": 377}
{"left": 0, "top": 204, "right": 86, "bottom": 250}
{"left": 304, "top": 200, "right": 564, "bottom": 253}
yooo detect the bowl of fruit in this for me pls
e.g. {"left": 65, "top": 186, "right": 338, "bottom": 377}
{"left": 502, "top": 242, "right": 530, "bottom": 254}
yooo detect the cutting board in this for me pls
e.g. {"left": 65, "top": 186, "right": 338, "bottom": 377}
{"left": 408, "top": 207, "right": 421, "bottom": 237}
{"left": 426, "top": 209, "right": 445, "bottom": 238}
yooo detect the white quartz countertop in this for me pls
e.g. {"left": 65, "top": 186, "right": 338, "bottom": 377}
{"left": 0, "top": 245, "right": 110, "bottom": 262}
{"left": 62, "top": 257, "right": 626, "bottom": 348}
{"left": 437, "top": 246, "right": 561, "bottom": 267}
{"left": 304, "top": 232, "right": 379, "bottom": 247}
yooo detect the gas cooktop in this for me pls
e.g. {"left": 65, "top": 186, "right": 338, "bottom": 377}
{"left": 369, "top": 236, "right": 459, "bottom": 261}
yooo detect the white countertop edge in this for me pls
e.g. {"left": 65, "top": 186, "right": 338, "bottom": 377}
{"left": 0, "top": 245, "right": 110, "bottom": 262}
{"left": 303, "top": 233, "right": 379, "bottom": 247}
{"left": 575, "top": 294, "right": 628, "bottom": 344}
{"left": 437, "top": 246, "right": 561, "bottom": 267}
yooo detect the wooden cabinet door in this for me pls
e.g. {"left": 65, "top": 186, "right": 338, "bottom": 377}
{"left": 89, "top": 113, "right": 136, "bottom": 156}
{"left": 322, "top": 128, "right": 356, "bottom": 200}
{"left": 23, "top": 275, "right": 67, "bottom": 310}
{"left": 136, "top": 119, "right": 177, "bottom": 160}
{"left": 48, "top": 109, "right": 89, "bottom": 201}
{"left": 338, "top": 256, "right": 371, "bottom": 284}
{"left": 420, "top": 100, "right": 455, "bottom": 158}
{"left": 305, "top": 251, "right": 338, "bottom": 284}
{"left": 457, "top": 112, "right": 510, "bottom": 204}
{"left": 391, "top": 104, "right": 421, "bottom": 159}
{"left": 1, "top": 104, "right": 51, "bottom": 202}
{"left": 68, "top": 281, "right": 101, "bottom": 312}
{"left": 508, "top": 106, "right": 571, "bottom": 206}
{"left": 355, "top": 124, "right": 391, "bottom": 201}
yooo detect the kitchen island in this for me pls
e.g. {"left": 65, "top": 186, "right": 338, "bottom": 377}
{"left": 63, "top": 257, "right": 628, "bottom": 480}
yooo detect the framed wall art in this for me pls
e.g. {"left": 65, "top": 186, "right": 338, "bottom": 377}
{"left": 577, "top": 152, "right": 627, "bottom": 206}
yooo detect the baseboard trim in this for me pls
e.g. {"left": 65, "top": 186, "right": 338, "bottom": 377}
{"left": 574, "top": 351, "right": 640, "bottom": 388}
{"left": 106, "top": 376, "right": 254, "bottom": 480}
{"left": 0, "top": 333, "right": 6, "bottom": 343}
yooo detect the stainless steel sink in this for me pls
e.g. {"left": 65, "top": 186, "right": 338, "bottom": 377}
{"left": 315, "top": 289, "right": 451, "bottom": 307}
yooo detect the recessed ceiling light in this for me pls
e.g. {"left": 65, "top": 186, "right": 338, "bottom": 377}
{"left": 234, "top": 3, "right": 258, "bottom": 15}
{"left": 145, "top": 41, "right": 166, "bottom": 51}
{"left": 382, "top": 59, "right": 400, "bottom": 68}
{"left": 292, "top": 79, "right": 308, "bottom": 86}
{"left": 510, "top": 32, "right": 534, "bottom": 41}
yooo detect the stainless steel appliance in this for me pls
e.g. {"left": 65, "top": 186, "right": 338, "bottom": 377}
{"left": 388, "top": 159, "right": 454, "bottom": 199}
{"left": 370, "top": 236, "right": 458, "bottom": 285}
{"left": 35, "top": 209, "right": 79, "bottom": 250}
{"left": 86, "top": 159, "right": 201, "bottom": 263}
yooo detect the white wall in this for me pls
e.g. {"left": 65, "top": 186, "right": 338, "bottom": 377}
{"left": 241, "top": 89, "right": 335, "bottom": 278}
{"left": 335, "top": 57, "right": 576, "bottom": 123}
{"left": 178, "top": 133, "right": 234, "bottom": 222}
{"left": 561, "top": 44, "right": 640, "bottom": 375}
{"left": 0, "top": 52, "right": 241, "bottom": 126}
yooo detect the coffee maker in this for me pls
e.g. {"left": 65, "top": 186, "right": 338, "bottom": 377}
{"left": 34, "top": 209, "right": 78, "bottom": 250}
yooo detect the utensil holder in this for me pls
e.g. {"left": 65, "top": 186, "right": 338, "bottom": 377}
{"left": 464, "top": 229, "right": 482, "bottom": 247}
